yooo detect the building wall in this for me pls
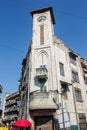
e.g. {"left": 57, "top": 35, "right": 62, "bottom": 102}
{"left": 54, "top": 37, "right": 87, "bottom": 128}
{"left": 20, "top": 7, "right": 87, "bottom": 130}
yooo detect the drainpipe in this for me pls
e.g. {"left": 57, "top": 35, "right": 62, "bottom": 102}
{"left": 27, "top": 57, "right": 31, "bottom": 120}
{"left": 71, "top": 81, "right": 79, "bottom": 130}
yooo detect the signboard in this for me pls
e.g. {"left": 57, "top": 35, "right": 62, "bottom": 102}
{"left": 57, "top": 108, "right": 71, "bottom": 129}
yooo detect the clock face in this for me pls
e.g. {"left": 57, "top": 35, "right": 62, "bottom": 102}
{"left": 38, "top": 16, "right": 46, "bottom": 22}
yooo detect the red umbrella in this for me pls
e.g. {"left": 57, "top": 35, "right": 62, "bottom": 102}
{"left": 13, "top": 119, "right": 32, "bottom": 127}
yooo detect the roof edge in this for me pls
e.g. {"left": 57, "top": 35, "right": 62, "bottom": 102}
{"left": 31, "top": 7, "right": 55, "bottom": 24}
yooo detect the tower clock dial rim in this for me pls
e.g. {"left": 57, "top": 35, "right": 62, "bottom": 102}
{"left": 37, "top": 16, "right": 46, "bottom": 22}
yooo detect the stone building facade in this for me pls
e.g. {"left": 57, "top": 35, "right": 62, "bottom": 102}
{"left": 19, "top": 7, "right": 87, "bottom": 130}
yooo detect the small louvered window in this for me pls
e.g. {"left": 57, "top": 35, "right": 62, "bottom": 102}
{"left": 40, "top": 25, "right": 44, "bottom": 45}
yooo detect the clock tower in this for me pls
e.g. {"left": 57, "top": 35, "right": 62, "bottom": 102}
{"left": 25, "top": 7, "right": 59, "bottom": 130}
{"left": 31, "top": 7, "right": 55, "bottom": 47}
{"left": 30, "top": 7, "right": 57, "bottom": 93}
{"left": 29, "top": 8, "right": 58, "bottom": 130}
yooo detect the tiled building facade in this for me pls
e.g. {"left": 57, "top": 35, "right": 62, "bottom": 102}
{"left": 19, "top": 7, "right": 87, "bottom": 130}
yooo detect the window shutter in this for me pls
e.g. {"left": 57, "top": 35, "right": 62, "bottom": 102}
{"left": 40, "top": 25, "right": 44, "bottom": 45}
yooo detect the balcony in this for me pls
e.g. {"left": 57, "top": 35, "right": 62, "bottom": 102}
{"left": 3, "top": 114, "right": 18, "bottom": 121}
{"left": 29, "top": 90, "right": 58, "bottom": 110}
{"left": 5, "top": 99, "right": 17, "bottom": 106}
{"left": 36, "top": 66, "right": 48, "bottom": 78}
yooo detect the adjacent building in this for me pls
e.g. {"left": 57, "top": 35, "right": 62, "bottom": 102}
{"left": 3, "top": 91, "right": 20, "bottom": 127}
{"left": 0, "top": 84, "right": 3, "bottom": 124}
{"left": 19, "top": 7, "right": 87, "bottom": 130}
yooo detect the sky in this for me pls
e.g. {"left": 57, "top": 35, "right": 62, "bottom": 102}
{"left": 0, "top": 0, "right": 87, "bottom": 105}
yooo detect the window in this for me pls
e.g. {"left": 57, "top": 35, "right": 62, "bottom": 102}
{"left": 78, "top": 113, "right": 87, "bottom": 130}
{"left": 40, "top": 25, "right": 44, "bottom": 45}
{"left": 82, "top": 67, "right": 87, "bottom": 84}
{"left": 75, "top": 89, "right": 83, "bottom": 102}
{"left": 72, "top": 71, "right": 79, "bottom": 83}
{"left": 35, "top": 75, "right": 47, "bottom": 92}
{"left": 61, "top": 81, "right": 70, "bottom": 94}
{"left": 69, "top": 53, "right": 76, "bottom": 65}
{"left": 59, "top": 62, "right": 65, "bottom": 76}
{"left": 60, "top": 81, "right": 70, "bottom": 99}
